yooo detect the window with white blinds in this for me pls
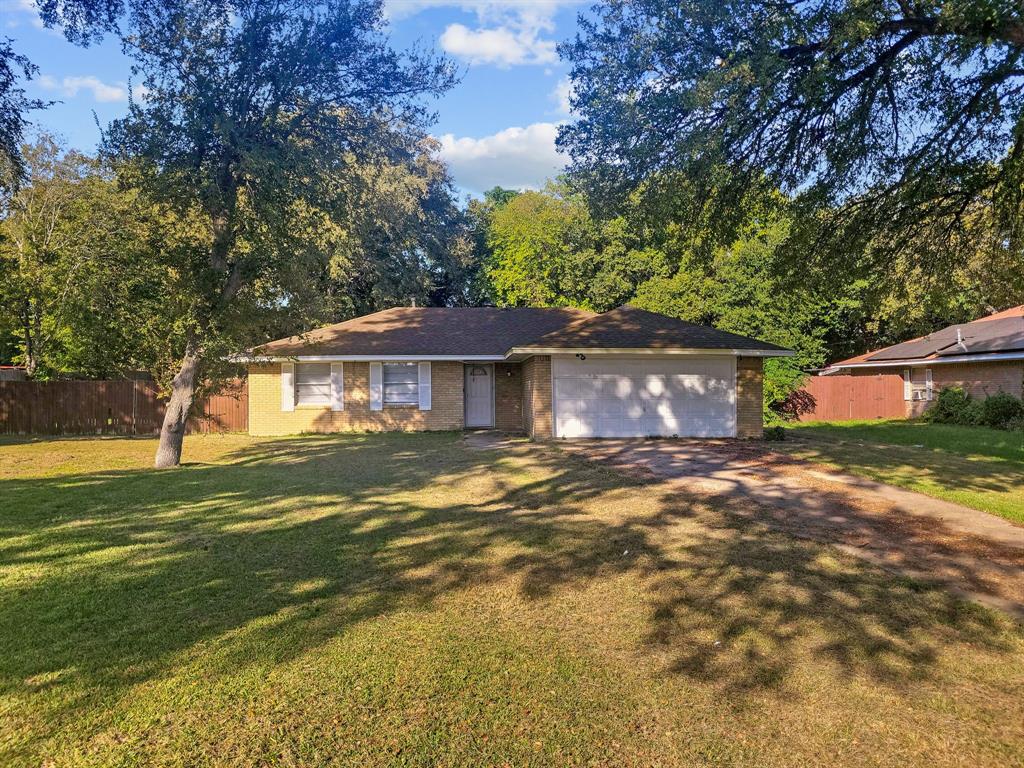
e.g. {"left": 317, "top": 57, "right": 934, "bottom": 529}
{"left": 383, "top": 362, "right": 418, "bottom": 405}
{"left": 295, "top": 363, "right": 332, "bottom": 406}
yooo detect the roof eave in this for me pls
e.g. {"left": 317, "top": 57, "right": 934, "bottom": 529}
{"left": 505, "top": 346, "right": 794, "bottom": 358}
{"left": 234, "top": 353, "right": 506, "bottom": 363}
{"left": 823, "top": 350, "right": 1024, "bottom": 371}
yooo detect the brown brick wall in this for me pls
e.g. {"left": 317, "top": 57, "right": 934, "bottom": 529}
{"left": 494, "top": 362, "right": 524, "bottom": 432}
{"left": 906, "top": 361, "right": 1024, "bottom": 418}
{"left": 522, "top": 355, "right": 552, "bottom": 439}
{"left": 248, "top": 361, "right": 464, "bottom": 436}
{"left": 736, "top": 357, "right": 764, "bottom": 438}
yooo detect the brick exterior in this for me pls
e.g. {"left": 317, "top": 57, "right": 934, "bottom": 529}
{"left": 522, "top": 355, "right": 552, "bottom": 439}
{"left": 735, "top": 357, "right": 764, "bottom": 438}
{"left": 250, "top": 354, "right": 772, "bottom": 439}
{"left": 248, "top": 361, "right": 464, "bottom": 436}
{"left": 848, "top": 361, "right": 1024, "bottom": 418}
{"left": 494, "top": 362, "right": 524, "bottom": 432}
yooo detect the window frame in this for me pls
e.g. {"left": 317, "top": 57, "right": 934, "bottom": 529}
{"left": 382, "top": 361, "right": 420, "bottom": 406}
{"left": 904, "top": 367, "right": 934, "bottom": 402}
{"left": 294, "top": 362, "right": 332, "bottom": 407}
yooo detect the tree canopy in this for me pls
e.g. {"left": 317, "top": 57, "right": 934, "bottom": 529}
{"left": 558, "top": 0, "right": 1024, "bottom": 269}
{"left": 96, "top": 0, "right": 457, "bottom": 465}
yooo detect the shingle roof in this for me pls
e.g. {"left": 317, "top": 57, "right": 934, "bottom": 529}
{"left": 255, "top": 307, "right": 595, "bottom": 357}
{"left": 514, "top": 305, "right": 791, "bottom": 353}
{"left": 829, "top": 305, "right": 1024, "bottom": 366}
{"left": 253, "top": 305, "right": 791, "bottom": 358}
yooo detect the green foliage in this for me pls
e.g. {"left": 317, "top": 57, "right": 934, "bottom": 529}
{"left": 980, "top": 393, "right": 1024, "bottom": 430}
{"left": 96, "top": 0, "right": 459, "bottom": 461}
{"left": 472, "top": 181, "right": 857, "bottom": 413}
{"left": 927, "top": 387, "right": 975, "bottom": 426}
{"left": 0, "top": 134, "right": 177, "bottom": 377}
{"left": 558, "top": 0, "right": 1024, "bottom": 270}
{"left": 763, "top": 426, "right": 786, "bottom": 441}
{"left": 482, "top": 182, "right": 670, "bottom": 310}
{"left": 928, "top": 387, "right": 1023, "bottom": 430}
{"left": 630, "top": 204, "right": 837, "bottom": 415}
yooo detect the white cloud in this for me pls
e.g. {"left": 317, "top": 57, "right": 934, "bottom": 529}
{"left": 384, "top": 1, "right": 578, "bottom": 23}
{"left": 440, "top": 22, "right": 556, "bottom": 67}
{"left": 550, "top": 76, "right": 573, "bottom": 116}
{"left": 437, "top": 122, "right": 564, "bottom": 192}
{"left": 39, "top": 74, "right": 131, "bottom": 102}
{"left": 2, "top": 0, "right": 45, "bottom": 29}
{"left": 391, "top": 0, "right": 580, "bottom": 67}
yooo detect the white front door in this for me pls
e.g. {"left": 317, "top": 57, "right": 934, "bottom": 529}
{"left": 552, "top": 356, "right": 737, "bottom": 438}
{"left": 464, "top": 363, "right": 494, "bottom": 428}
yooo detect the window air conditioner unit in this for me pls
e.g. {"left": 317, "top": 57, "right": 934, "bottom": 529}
{"left": 911, "top": 390, "right": 925, "bottom": 401}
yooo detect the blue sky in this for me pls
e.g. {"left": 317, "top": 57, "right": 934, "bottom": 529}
{"left": 2, "top": 0, "right": 586, "bottom": 198}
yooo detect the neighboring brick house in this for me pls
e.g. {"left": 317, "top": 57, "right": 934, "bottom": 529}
{"left": 243, "top": 305, "right": 791, "bottom": 439}
{"left": 820, "top": 305, "right": 1024, "bottom": 417}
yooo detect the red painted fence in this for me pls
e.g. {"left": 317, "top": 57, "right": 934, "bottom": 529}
{"left": 0, "top": 378, "right": 248, "bottom": 435}
{"left": 794, "top": 374, "right": 906, "bottom": 422}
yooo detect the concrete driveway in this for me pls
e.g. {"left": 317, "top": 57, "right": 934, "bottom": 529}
{"left": 558, "top": 439, "right": 1024, "bottom": 618}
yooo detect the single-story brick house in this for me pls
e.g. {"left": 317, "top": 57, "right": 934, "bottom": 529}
{"left": 820, "top": 304, "right": 1024, "bottom": 417}
{"left": 244, "top": 305, "right": 792, "bottom": 439}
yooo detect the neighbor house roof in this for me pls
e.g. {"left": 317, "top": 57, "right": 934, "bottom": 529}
{"left": 251, "top": 305, "right": 792, "bottom": 360}
{"left": 825, "top": 305, "right": 1024, "bottom": 371}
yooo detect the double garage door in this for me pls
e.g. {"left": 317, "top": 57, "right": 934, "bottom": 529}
{"left": 552, "top": 356, "right": 737, "bottom": 438}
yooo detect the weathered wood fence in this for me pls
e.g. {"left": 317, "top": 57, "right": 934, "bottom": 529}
{"left": 794, "top": 374, "right": 906, "bottom": 422}
{"left": 0, "top": 378, "right": 247, "bottom": 435}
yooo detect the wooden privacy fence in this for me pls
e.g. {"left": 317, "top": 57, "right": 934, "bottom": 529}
{"left": 794, "top": 374, "right": 905, "bottom": 422}
{"left": 0, "top": 378, "right": 247, "bottom": 435}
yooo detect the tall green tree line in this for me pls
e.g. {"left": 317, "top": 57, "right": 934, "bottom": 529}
{"left": 471, "top": 179, "right": 1023, "bottom": 415}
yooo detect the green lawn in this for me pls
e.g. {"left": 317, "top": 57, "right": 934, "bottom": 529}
{"left": 782, "top": 420, "right": 1024, "bottom": 524}
{"left": 1, "top": 433, "right": 1022, "bottom": 766}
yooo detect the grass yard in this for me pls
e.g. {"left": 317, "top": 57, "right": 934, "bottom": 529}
{"left": 1, "top": 432, "right": 1023, "bottom": 767}
{"left": 782, "top": 420, "right": 1024, "bottom": 525}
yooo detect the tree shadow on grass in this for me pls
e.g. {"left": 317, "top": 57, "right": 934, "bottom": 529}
{"left": 782, "top": 429, "right": 1024, "bottom": 499}
{"left": 0, "top": 432, "right": 1019, "bottom": 756}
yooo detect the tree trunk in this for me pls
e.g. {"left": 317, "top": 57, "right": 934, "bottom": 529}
{"left": 154, "top": 349, "right": 201, "bottom": 468}
{"left": 22, "top": 299, "right": 39, "bottom": 377}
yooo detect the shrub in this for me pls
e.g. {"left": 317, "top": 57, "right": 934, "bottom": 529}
{"left": 763, "top": 426, "right": 786, "bottom": 441}
{"left": 980, "top": 392, "right": 1024, "bottom": 430}
{"left": 927, "top": 387, "right": 972, "bottom": 425}
{"left": 1005, "top": 416, "right": 1024, "bottom": 433}
{"left": 773, "top": 388, "right": 816, "bottom": 422}
{"left": 962, "top": 399, "right": 984, "bottom": 426}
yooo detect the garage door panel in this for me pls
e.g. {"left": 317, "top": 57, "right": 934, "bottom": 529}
{"left": 552, "top": 356, "right": 737, "bottom": 438}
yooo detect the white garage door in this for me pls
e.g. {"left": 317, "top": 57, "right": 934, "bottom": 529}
{"left": 552, "top": 356, "right": 737, "bottom": 438}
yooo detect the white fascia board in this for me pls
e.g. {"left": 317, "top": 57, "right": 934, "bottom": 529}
{"left": 505, "top": 347, "right": 794, "bottom": 358}
{"left": 237, "top": 354, "right": 505, "bottom": 363}
{"left": 823, "top": 350, "right": 1024, "bottom": 371}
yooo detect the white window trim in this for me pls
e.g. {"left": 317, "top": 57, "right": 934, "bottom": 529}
{"left": 330, "top": 362, "right": 344, "bottom": 411}
{"left": 294, "top": 362, "right": 333, "bottom": 407}
{"left": 381, "top": 361, "right": 420, "bottom": 406}
{"left": 904, "top": 367, "right": 934, "bottom": 402}
{"left": 281, "top": 362, "right": 295, "bottom": 412}
{"left": 369, "top": 362, "right": 383, "bottom": 411}
{"left": 418, "top": 362, "right": 431, "bottom": 411}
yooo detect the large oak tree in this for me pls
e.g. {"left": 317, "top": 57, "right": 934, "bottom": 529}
{"left": 102, "top": 0, "right": 456, "bottom": 467}
{"left": 559, "top": 0, "right": 1024, "bottom": 270}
